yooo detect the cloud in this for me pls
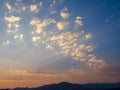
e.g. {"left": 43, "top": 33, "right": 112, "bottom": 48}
{"left": 52, "top": 0, "right": 56, "bottom": 5}
{"left": 3, "top": 0, "right": 107, "bottom": 70}
{"left": 49, "top": 0, "right": 57, "bottom": 7}
{"left": 4, "top": 16, "right": 21, "bottom": 23}
{"left": 56, "top": 21, "right": 69, "bottom": 30}
{"left": 46, "top": 45, "right": 54, "bottom": 49}
{"left": 30, "top": 18, "right": 56, "bottom": 28}
{"left": 74, "top": 16, "right": 83, "bottom": 29}
{"left": 39, "top": 18, "right": 56, "bottom": 27}
{"left": 86, "top": 54, "right": 106, "bottom": 69}
{"left": 48, "top": 31, "right": 106, "bottom": 69}
{"left": 50, "top": 10, "right": 57, "bottom": 14}
{"left": 30, "top": 17, "right": 40, "bottom": 25}
{"left": 69, "top": 68, "right": 87, "bottom": 76}
{"left": 30, "top": 2, "right": 43, "bottom": 12}
{"left": 14, "top": 34, "right": 24, "bottom": 42}
{"left": 60, "top": 7, "right": 70, "bottom": 19}
{"left": 21, "top": 6, "right": 26, "bottom": 11}
{"left": 8, "top": 69, "right": 67, "bottom": 78}
{"left": 30, "top": 18, "right": 56, "bottom": 36}
{"left": 4, "top": 16, "right": 21, "bottom": 34}
{"left": 8, "top": 66, "right": 120, "bottom": 84}
{"left": 7, "top": 23, "right": 20, "bottom": 29}
{"left": 9, "top": 69, "right": 28, "bottom": 75}
{"left": 32, "top": 36, "right": 41, "bottom": 42}
{"left": 30, "top": 5, "right": 38, "bottom": 12}
{"left": 84, "top": 33, "right": 92, "bottom": 40}
{"left": 7, "top": 23, "right": 12, "bottom": 29}
{"left": 85, "top": 45, "right": 94, "bottom": 52}
{"left": 3, "top": 40, "right": 10, "bottom": 46}
{"left": 6, "top": 30, "right": 18, "bottom": 33}
{"left": 13, "top": 2, "right": 27, "bottom": 13}
{"left": 68, "top": 67, "right": 120, "bottom": 83}
{"left": 5, "top": 3, "right": 12, "bottom": 12}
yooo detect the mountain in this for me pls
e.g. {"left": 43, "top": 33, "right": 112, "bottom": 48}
{"left": 1, "top": 82, "right": 120, "bottom": 90}
{"left": 31, "top": 82, "right": 91, "bottom": 90}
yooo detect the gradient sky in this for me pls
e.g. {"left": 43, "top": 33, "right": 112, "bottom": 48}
{"left": 0, "top": 0, "right": 120, "bottom": 88}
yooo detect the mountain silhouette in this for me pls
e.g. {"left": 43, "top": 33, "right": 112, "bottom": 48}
{"left": 1, "top": 82, "right": 120, "bottom": 90}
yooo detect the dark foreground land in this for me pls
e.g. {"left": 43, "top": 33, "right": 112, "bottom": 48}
{"left": 1, "top": 82, "right": 120, "bottom": 90}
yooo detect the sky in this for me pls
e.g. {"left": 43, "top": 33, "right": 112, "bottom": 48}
{"left": 0, "top": 0, "right": 120, "bottom": 88}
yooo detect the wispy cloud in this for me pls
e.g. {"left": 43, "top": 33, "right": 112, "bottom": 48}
{"left": 68, "top": 66, "right": 120, "bottom": 83}
{"left": 9, "top": 69, "right": 57, "bottom": 76}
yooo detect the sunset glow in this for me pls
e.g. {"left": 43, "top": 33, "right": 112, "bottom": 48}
{"left": 0, "top": 0, "right": 120, "bottom": 88}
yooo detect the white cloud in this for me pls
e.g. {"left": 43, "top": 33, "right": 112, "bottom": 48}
{"left": 30, "top": 18, "right": 40, "bottom": 25}
{"left": 32, "top": 36, "right": 41, "bottom": 42}
{"left": 21, "top": 6, "right": 26, "bottom": 11}
{"left": 30, "top": 2, "right": 42, "bottom": 12}
{"left": 4, "top": 16, "right": 21, "bottom": 23}
{"left": 6, "top": 30, "right": 18, "bottom": 33}
{"left": 3, "top": 40, "right": 10, "bottom": 46}
{"left": 50, "top": 0, "right": 56, "bottom": 7}
{"left": 9, "top": 69, "right": 58, "bottom": 77}
{"left": 46, "top": 45, "right": 53, "bottom": 49}
{"left": 84, "top": 33, "right": 92, "bottom": 40}
{"left": 30, "top": 18, "right": 56, "bottom": 36}
{"left": 52, "top": 0, "right": 56, "bottom": 5}
{"left": 30, "top": 18, "right": 56, "bottom": 28}
{"left": 5, "top": 3, "right": 12, "bottom": 12}
{"left": 14, "top": 34, "right": 24, "bottom": 42}
{"left": 2, "top": 0, "right": 106, "bottom": 71}
{"left": 86, "top": 54, "right": 106, "bottom": 69}
{"left": 48, "top": 31, "right": 106, "bottom": 69}
{"left": 30, "top": 5, "right": 38, "bottom": 12}
{"left": 39, "top": 18, "right": 56, "bottom": 27}
{"left": 76, "top": 16, "right": 82, "bottom": 20}
{"left": 85, "top": 45, "right": 94, "bottom": 52}
{"left": 56, "top": 21, "right": 69, "bottom": 30}
{"left": 60, "top": 8, "right": 70, "bottom": 19}
{"left": 74, "top": 16, "right": 83, "bottom": 29}
{"left": 60, "top": 12, "right": 70, "bottom": 19}
{"left": 50, "top": 10, "right": 57, "bottom": 14}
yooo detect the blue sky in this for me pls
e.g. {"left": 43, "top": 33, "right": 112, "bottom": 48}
{"left": 64, "top": 0, "right": 120, "bottom": 65}
{"left": 0, "top": 0, "right": 120, "bottom": 88}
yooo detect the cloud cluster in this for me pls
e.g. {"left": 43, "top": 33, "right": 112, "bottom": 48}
{"left": 47, "top": 31, "right": 106, "bottom": 69}
{"left": 3, "top": 0, "right": 107, "bottom": 69}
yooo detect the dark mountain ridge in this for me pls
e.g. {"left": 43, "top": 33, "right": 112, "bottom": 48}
{"left": 1, "top": 82, "right": 120, "bottom": 90}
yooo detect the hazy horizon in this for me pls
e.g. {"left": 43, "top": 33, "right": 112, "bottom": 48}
{"left": 0, "top": 0, "right": 120, "bottom": 88}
